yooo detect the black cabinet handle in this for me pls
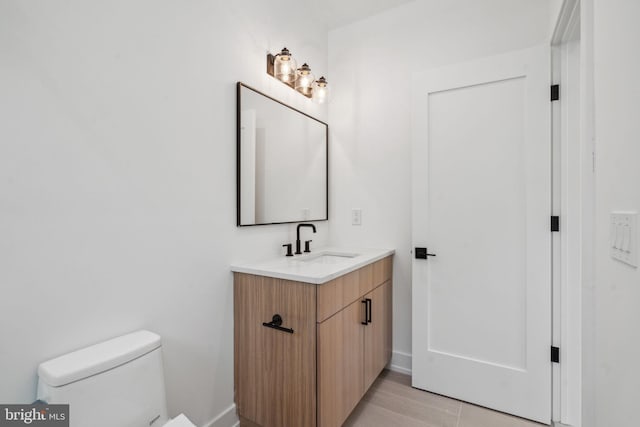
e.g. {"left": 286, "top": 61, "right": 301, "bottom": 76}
{"left": 366, "top": 298, "right": 372, "bottom": 323}
{"left": 262, "top": 314, "right": 294, "bottom": 334}
{"left": 361, "top": 300, "right": 368, "bottom": 325}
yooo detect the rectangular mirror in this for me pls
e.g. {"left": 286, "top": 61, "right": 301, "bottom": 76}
{"left": 237, "top": 82, "right": 328, "bottom": 226}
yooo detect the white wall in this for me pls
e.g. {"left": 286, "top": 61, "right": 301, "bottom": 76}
{"left": 328, "top": 0, "right": 552, "bottom": 367}
{"left": 590, "top": 0, "right": 640, "bottom": 425}
{"left": 0, "top": 1, "right": 329, "bottom": 425}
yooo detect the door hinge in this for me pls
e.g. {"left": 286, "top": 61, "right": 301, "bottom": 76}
{"left": 551, "top": 84, "right": 560, "bottom": 101}
{"left": 551, "top": 216, "right": 560, "bottom": 232}
{"left": 551, "top": 346, "right": 560, "bottom": 363}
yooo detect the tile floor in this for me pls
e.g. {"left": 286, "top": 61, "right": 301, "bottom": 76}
{"left": 344, "top": 370, "right": 547, "bottom": 427}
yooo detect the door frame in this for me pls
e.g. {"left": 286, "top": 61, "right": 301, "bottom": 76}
{"left": 407, "top": 4, "right": 595, "bottom": 421}
{"left": 550, "top": 0, "right": 595, "bottom": 425}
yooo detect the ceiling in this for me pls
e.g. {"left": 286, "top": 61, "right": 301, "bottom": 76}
{"left": 320, "top": 0, "right": 417, "bottom": 29}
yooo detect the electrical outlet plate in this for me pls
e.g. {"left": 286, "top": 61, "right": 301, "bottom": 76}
{"left": 610, "top": 212, "right": 638, "bottom": 267}
{"left": 352, "top": 209, "right": 362, "bottom": 226}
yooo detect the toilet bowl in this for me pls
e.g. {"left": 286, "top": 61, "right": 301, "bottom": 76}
{"left": 36, "top": 330, "right": 196, "bottom": 427}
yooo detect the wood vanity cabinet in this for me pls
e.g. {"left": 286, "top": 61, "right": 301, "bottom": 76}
{"left": 234, "top": 255, "right": 393, "bottom": 427}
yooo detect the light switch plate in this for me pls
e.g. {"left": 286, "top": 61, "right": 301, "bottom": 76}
{"left": 610, "top": 212, "right": 638, "bottom": 267}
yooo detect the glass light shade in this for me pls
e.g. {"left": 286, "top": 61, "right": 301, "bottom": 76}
{"left": 312, "top": 76, "right": 328, "bottom": 104}
{"left": 295, "top": 63, "right": 315, "bottom": 97}
{"left": 274, "top": 48, "right": 297, "bottom": 84}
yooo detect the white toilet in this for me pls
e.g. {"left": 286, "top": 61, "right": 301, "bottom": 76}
{"left": 36, "top": 330, "right": 196, "bottom": 427}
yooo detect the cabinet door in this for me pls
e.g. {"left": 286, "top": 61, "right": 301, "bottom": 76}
{"left": 317, "top": 299, "right": 365, "bottom": 427}
{"left": 364, "top": 280, "right": 393, "bottom": 390}
{"left": 234, "top": 274, "right": 316, "bottom": 427}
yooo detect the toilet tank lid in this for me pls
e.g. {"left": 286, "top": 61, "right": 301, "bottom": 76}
{"left": 38, "top": 330, "right": 161, "bottom": 387}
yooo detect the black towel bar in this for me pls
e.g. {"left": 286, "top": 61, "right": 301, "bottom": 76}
{"left": 262, "top": 314, "right": 294, "bottom": 334}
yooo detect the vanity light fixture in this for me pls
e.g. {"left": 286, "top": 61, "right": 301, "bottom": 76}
{"left": 295, "top": 63, "right": 314, "bottom": 97}
{"left": 272, "top": 47, "right": 297, "bottom": 84}
{"left": 266, "top": 47, "right": 328, "bottom": 101}
{"left": 312, "top": 76, "right": 328, "bottom": 104}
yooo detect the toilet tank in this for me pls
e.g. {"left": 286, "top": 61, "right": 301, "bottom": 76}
{"left": 37, "top": 330, "right": 170, "bottom": 427}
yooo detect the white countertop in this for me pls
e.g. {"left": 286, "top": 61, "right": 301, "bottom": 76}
{"left": 230, "top": 247, "right": 395, "bottom": 284}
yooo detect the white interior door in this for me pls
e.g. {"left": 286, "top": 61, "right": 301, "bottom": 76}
{"left": 411, "top": 46, "right": 551, "bottom": 424}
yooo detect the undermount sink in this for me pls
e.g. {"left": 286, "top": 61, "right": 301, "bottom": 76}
{"left": 300, "top": 251, "right": 359, "bottom": 264}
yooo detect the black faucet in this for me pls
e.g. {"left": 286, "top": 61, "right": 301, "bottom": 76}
{"left": 295, "top": 223, "right": 316, "bottom": 255}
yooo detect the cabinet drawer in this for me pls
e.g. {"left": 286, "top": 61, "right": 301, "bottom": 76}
{"left": 317, "top": 269, "right": 360, "bottom": 322}
{"left": 372, "top": 256, "right": 392, "bottom": 289}
{"left": 317, "top": 256, "right": 393, "bottom": 323}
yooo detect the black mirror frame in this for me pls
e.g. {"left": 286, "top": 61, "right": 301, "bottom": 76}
{"left": 236, "top": 82, "right": 329, "bottom": 227}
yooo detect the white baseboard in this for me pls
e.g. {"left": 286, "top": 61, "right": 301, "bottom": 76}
{"left": 389, "top": 350, "right": 412, "bottom": 376}
{"left": 201, "top": 403, "right": 238, "bottom": 427}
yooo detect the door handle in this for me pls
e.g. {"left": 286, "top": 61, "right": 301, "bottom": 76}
{"left": 366, "top": 298, "right": 372, "bottom": 323}
{"left": 415, "top": 247, "right": 436, "bottom": 259}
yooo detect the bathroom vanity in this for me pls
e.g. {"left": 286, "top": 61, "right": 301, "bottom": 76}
{"left": 232, "top": 249, "right": 394, "bottom": 427}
